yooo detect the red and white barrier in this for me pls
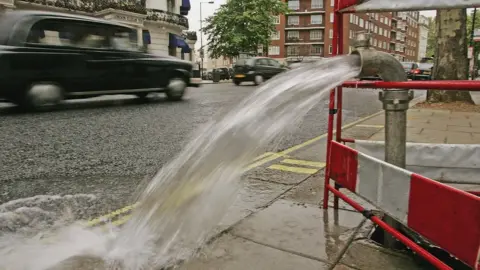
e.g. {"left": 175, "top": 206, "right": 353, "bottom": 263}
{"left": 352, "top": 140, "right": 480, "bottom": 185}
{"left": 328, "top": 141, "right": 480, "bottom": 269}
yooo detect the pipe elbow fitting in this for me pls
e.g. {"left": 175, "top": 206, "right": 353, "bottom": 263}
{"left": 350, "top": 48, "right": 408, "bottom": 82}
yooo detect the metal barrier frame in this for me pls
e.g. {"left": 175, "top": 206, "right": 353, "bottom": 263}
{"left": 323, "top": 1, "right": 480, "bottom": 269}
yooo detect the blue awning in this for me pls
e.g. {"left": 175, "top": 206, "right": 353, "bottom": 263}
{"left": 180, "top": 0, "right": 191, "bottom": 15}
{"left": 169, "top": 33, "right": 191, "bottom": 53}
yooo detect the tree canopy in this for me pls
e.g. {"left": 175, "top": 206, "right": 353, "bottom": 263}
{"left": 202, "top": 0, "right": 288, "bottom": 59}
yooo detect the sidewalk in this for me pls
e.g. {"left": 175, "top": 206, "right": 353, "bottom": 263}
{"left": 176, "top": 106, "right": 480, "bottom": 269}
{"left": 201, "top": 80, "right": 232, "bottom": 84}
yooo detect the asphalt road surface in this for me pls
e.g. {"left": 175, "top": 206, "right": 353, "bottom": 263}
{"left": 0, "top": 82, "right": 418, "bottom": 222}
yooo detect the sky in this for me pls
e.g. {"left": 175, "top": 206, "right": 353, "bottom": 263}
{"left": 186, "top": 1, "right": 439, "bottom": 50}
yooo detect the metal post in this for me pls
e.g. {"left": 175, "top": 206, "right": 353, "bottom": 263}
{"left": 379, "top": 89, "right": 413, "bottom": 249}
{"left": 470, "top": 8, "right": 477, "bottom": 80}
{"left": 200, "top": 2, "right": 204, "bottom": 80}
{"left": 353, "top": 32, "right": 414, "bottom": 249}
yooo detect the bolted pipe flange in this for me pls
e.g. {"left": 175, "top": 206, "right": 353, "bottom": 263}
{"left": 379, "top": 89, "right": 413, "bottom": 111}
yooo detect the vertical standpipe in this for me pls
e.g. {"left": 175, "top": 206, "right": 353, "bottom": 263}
{"left": 350, "top": 32, "right": 413, "bottom": 249}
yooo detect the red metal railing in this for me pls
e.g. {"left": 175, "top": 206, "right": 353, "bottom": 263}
{"left": 324, "top": 1, "right": 480, "bottom": 269}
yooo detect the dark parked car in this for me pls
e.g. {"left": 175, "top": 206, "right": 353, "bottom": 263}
{"left": 232, "top": 57, "right": 287, "bottom": 85}
{"left": 411, "top": 63, "right": 433, "bottom": 80}
{"left": 0, "top": 10, "right": 200, "bottom": 109}
{"left": 213, "top": 68, "right": 230, "bottom": 80}
{"left": 401, "top": 62, "right": 418, "bottom": 79}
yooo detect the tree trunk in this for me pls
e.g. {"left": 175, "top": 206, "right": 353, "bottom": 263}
{"left": 426, "top": 9, "right": 474, "bottom": 103}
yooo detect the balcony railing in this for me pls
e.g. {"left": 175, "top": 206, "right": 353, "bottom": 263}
{"left": 285, "top": 23, "right": 324, "bottom": 28}
{"left": 21, "top": 0, "right": 147, "bottom": 14}
{"left": 18, "top": 0, "right": 189, "bottom": 28}
{"left": 286, "top": 37, "right": 323, "bottom": 43}
{"left": 146, "top": 9, "right": 188, "bottom": 28}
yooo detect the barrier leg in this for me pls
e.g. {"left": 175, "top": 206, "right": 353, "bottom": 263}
{"left": 379, "top": 89, "right": 414, "bottom": 248}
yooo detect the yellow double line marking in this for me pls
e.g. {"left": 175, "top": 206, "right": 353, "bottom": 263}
{"left": 268, "top": 158, "right": 326, "bottom": 175}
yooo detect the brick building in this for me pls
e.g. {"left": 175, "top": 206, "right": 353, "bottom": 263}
{"left": 269, "top": 0, "right": 421, "bottom": 64}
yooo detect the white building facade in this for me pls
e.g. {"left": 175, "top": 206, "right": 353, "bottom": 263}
{"left": 0, "top": 0, "right": 197, "bottom": 63}
{"left": 418, "top": 15, "right": 429, "bottom": 61}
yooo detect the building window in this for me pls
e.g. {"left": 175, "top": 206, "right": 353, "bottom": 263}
{"left": 385, "top": 18, "right": 389, "bottom": 25}
{"left": 287, "top": 31, "right": 300, "bottom": 39}
{"left": 328, "top": 45, "right": 332, "bottom": 54}
{"left": 310, "top": 30, "right": 323, "bottom": 40}
{"left": 355, "top": 16, "right": 359, "bottom": 25}
{"left": 350, "top": 14, "right": 354, "bottom": 23}
{"left": 330, "top": 13, "right": 334, "bottom": 23}
{"left": 375, "top": 13, "right": 379, "bottom": 20}
{"left": 374, "top": 25, "right": 378, "bottom": 33}
{"left": 329, "top": 29, "right": 333, "bottom": 38}
{"left": 379, "top": 28, "right": 383, "bottom": 35}
{"left": 269, "top": 46, "right": 280, "bottom": 55}
{"left": 311, "top": 45, "right": 323, "bottom": 55}
{"left": 287, "top": 46, "right": 299, "bottom": 56}
{"left": 330, "top": 0, "right": 335, "bottom": 6}
{"left": 380, "top": 17, "right": 384, "bottom": 24}
{"left": 288, "top": 16, "right": 299, "bottom": 25}
{"left": 271, "top": 31, "right": 280, "bottom": 40}
{"left": 365, "top": 21, "right": 369, "bottom": 29}
{"left": 311, "top": 0, "right": 323, "bottom": 8}
{"left": 311, "top": 15, "right": 323, "bottom": 24}
{"left": 288, "top": 0, "right": 300, "bottom": 10}
{"left": 272, "top": 15, "right": 280, "bottom": 24}
{"left": 359, "top": 18, "right": 364, "bottom": 27}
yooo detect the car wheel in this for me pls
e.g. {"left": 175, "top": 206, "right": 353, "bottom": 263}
{"left": 20, "top": 82, "right": 64, "bottom": 110}
{"left": 166, "top": 77, "right": 187, "bottom": 101}
{"left": 233, "top": 80, "right": 241, "bottom": 86}
{"left": 254, "top": 75, "right": 264, "bottom": 85}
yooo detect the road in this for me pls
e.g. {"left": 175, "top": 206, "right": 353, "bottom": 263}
{"left": 0, "top": 82, "right": 400, "bottom": 223}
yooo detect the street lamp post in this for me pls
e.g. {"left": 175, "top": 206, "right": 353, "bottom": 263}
{"left": 200, "top": 1, "right": 214, "bottom": 79}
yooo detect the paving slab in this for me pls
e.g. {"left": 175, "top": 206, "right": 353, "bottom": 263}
{"left": 218, "top": 177, "right": 291, "bottom": 231}
{"left": 282, "top": 173, "right": 378, "bottom": 213}
{"left": 179, "top": 234, "right": 329, "bottom": 270}
{"left": 340, "top": 240, "right": 423, "bottom": 270}
{"left": 230, "top": 199, "right": 368, "bottom": 263}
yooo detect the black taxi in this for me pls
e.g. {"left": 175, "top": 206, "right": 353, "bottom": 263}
{"left": 0, "top": 10, "right": 200, "bottom": 109}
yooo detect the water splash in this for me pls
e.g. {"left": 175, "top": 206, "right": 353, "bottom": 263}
{"left": 0, "top": 55, "right": 360, "bottom": 270}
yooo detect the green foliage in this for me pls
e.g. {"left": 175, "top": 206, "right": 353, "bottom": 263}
{"left": 466, "top": 9, "right": 480, "bottom": 60}
{"left": 202, "top": 0, "right": 288, "bottom": 59}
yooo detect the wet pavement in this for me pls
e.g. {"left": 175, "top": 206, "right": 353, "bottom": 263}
{"left": 0, "top": 84, "right": 389, "bottom": 220}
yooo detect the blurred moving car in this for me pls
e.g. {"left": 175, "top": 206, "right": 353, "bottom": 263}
{"left": 232, "top": 57, "right": 287, "bottom": 85}
{"left": 0, "top": 10, "right": 200, "bottom": 109}
{"left": 411, "top": 62, "right": 433, "bottom": 80}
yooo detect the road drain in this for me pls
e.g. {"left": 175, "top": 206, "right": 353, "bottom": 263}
{"left": 369, "top": 215, "right": 470, "bottom": 270}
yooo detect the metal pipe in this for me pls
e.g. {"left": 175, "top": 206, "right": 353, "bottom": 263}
{"left": 342, "top": 80, "right": 480, "bottom": 90}
{"left": 350, "top": 32, "right": 413, "bottom": 249}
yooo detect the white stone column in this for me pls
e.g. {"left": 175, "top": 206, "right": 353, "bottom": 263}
{"left": 186, "top": 40, "right": 196, "bottom": 64}
{"left": 137, "top": 27, "right": 143, "bottom": 48}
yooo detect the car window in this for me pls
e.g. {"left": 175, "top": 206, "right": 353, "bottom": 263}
{"left": 257, "top": 59, "right": 269, "bottom": 66}
{"left": 26, "top": 19, "right": 109, "bottom": 49}
{"left": 245, "top": 58, "right": 256, "bottom": 66}
{"left": 418, "top": 63, "right": 433, "bottom": 69}
{"left": 401, "top": 62, "right": 412, "bottom": 69}
{"left": 110, "top": 27, "right": 139, "bottom": 51}
{"left": 267, "top": 59, "right": 281, "bottom": 67}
